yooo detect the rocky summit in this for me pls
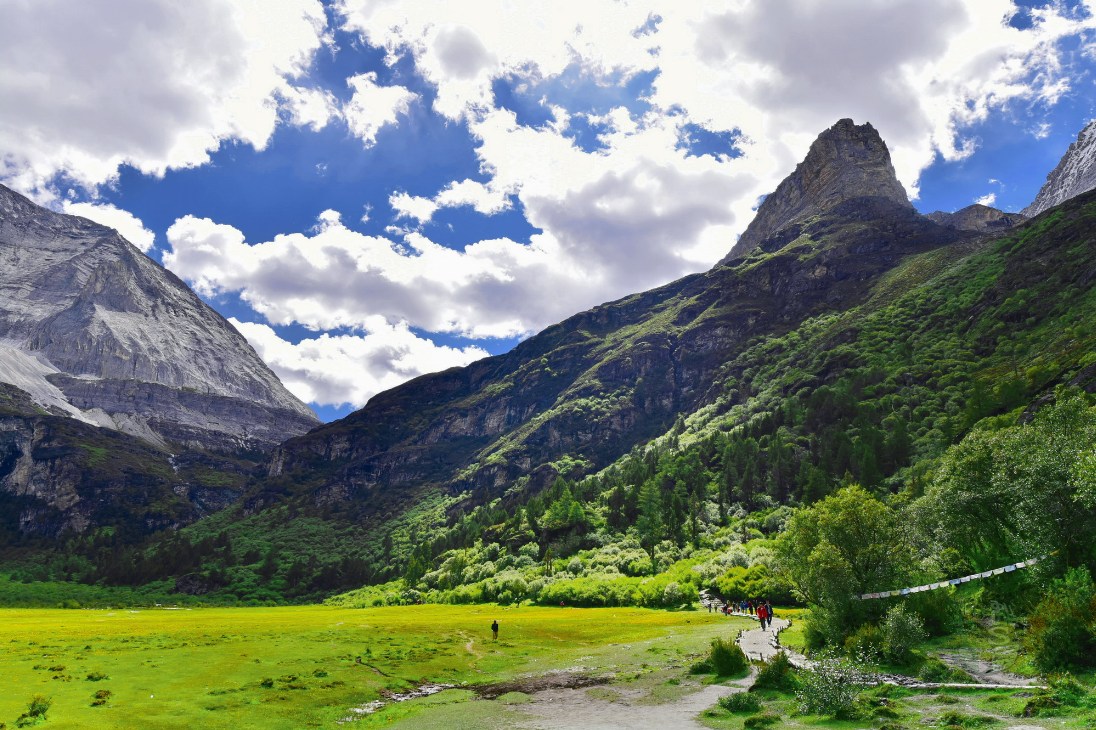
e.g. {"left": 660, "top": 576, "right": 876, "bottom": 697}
{"left": 719, "top": 118, "right": 913, "bottom": 263}
{"left": 925, "top": 204, "right": 1027, "bottom": 233}
{"left": 1023, "top": 119, "right": 1096, "bottom": 217}
{"left": 0, "top": 184, "right": 320, "bottom": 453}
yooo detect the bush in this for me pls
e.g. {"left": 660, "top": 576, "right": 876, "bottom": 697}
{"left": 795, "top": 651, "right": 869, "bottom": 718}
{"left": 710, "top": 637, "right": 749, "bottom": 677}
{"left": 719, "top": 692, "right": 763, "bottom": 713}
{"left": 689, "top": 658, "right": 713, "bottom": 674}
{"left": 1046, "top": 672, "right": 1089, "bottom": 706}
{"left": 1026, "top": 568, "right": 1096, "bottom": 672}
{"left": 918, "top": 657, "right": 972, "bottom": 683}
{"left": 15, "top": 695, "right": 51, "bottom": 727}
{"left": 882, "top": 605, "right": 927, "bottom": 663}
{"left": 85, "top": 671, "right": 108, "bottom": 681}
{"left": 753, "top": 651, "right": 799, "bottom": 692}
{"left": 743, "top": 713, "right": 781, "bottom": 728}
{"left": 844, "top": 623, "right": 884, "bottom": 660}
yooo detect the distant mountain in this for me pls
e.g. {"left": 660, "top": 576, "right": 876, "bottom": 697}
{"left": 719, "top": 118, "right": 913, "bottom": 263}
{"left": 1023, "top": 119, "right": 1096, "bottom": 217}
{"left": 925, "top": 204, "right": 1027, "bottom": 232}
{"left": 0, "top": 184, "right": 320, "bottom": 453}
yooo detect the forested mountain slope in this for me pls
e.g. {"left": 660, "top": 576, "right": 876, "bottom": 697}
{"left": 263, "top": 197, "right": 968, "bottom": 516}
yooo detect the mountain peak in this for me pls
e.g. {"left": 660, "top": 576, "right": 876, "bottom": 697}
{"left": 1022, "top": 119, "right": 1096, "bottom": 217}
{"left": 925, "top": 204, "right": 1027, "bottom": 233}
{"left": 720, "top": 118, "right": 912, "bottom": 264}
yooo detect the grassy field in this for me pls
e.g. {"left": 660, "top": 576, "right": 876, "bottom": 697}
{"left": 0, "top": 604, "right": 751, "bottom": 729}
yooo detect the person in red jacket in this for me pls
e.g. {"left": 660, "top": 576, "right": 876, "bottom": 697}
{"left": 758, "top": 602, "right": 768, "bottom": 630}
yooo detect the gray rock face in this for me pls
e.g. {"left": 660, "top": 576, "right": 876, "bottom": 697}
{"left": 0, "top": 184, "right": 320, "bottom": 452}
{"left": 1023, "top": 120, "right": 1096, "bottom": 217}
{"left": 719, "top": 118, "right": 912, "bottom": 264}
{"left": 925, "top": 204, "right": 1027, "bottom": 233}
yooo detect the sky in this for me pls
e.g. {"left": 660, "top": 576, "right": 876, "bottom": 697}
{"left": 2, "top": 0, "right": 1096, "bottom": 422}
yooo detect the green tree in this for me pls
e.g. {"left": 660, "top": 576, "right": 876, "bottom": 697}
{"left": 927, "top": 391, "right": 1096, "bottom": 573}
{"left": 636, "top": 479, "right": 663, "bottom": 548}
{"left": 775, "top": 485, "right": 917, "bottom": 646}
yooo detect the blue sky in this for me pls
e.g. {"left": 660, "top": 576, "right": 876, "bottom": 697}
{"left": 3, "top": 0, "right": 1096, "bottom": 421}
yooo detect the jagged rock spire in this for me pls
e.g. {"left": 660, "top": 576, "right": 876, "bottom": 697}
{"left": 720, "top": 118, "right": 912, "bottom": 264}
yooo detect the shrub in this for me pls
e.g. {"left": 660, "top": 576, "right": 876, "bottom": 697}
{"left": 1026, "top": 568, "right": 1096, "bottom": 672}
{"left": 710, "top": 637, "right": 749, "bottom": 677}
{"left": 918, "top": 657, "right": 972, "bottom": 683}
{"left": 260, "top": 677, "right": 274, "bottom": 688}
{"left": 743, "top": 713, "right": 781, "bottom": 728}
{"left": 1046, "top": 672, "right": 1088, "bottom": 706}
{"left": 15, "top": 695, "right": 51, "bottom": 727}
{"left": 719, "top": 692, "right": 763, "bottom": 713}
{"left": 753, "top": 651, "right": 799, "bottom": 692}
{"left": 86, "top": 671, "right": 108, "bottom": 681}
{"left": 882, "top": 605, "right": 927, "bottom": 663}
{"left": 689, "top": 658, "right": 714, "bottom": 674}
{"left": 845, "top": 623, "right": 884, "bottom": 660}
{"left": 795, "top": 651, "right": 869, "bottom": 718}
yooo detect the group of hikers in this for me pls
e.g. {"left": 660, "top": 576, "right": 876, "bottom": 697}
{"left": 709, "top": 598, "right": 776, "bottom": 629}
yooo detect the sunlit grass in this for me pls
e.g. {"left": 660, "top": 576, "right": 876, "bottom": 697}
{"left": 0, "top": 605, "right": 750, "bottom": 729}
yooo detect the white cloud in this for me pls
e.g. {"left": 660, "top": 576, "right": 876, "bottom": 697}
{"left": 165, "top": 172, "right": 743, "bottom": 340}
{"left": 389, "top": 192, "right": 439, "bottom": 223}
{"left": 231, "top": 317, "right": 488, "bottom": 407}
{"left": 343, "top": 72, "right": 418, "bottom": 147}
{"left": 61, "top": 201, "right": 156, "bottom": 252}
{"left": 0, "top": 0, "right": 330, "bottom": 199}
{"left": 339, "top": 0, "right": 1096, "bottom": 223}
{"left": 975, "top": 192, "right": 997, "bottom": 206}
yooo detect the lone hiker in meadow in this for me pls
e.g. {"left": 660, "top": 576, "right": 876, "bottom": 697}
{"left": 491, "top": 620, "right": 499, "bottom": 640}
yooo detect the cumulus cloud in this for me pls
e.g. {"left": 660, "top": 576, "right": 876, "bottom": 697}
{"left": 343, "top": 72, "right": 419, "bottom": 147}
{"left": 231, "top": 317, "right": 487, "bottom": 408}
{"left": 0, "top": 0, "right": 330, "bottom": 199}
{"left": 164, "top": 178, "right": 743, "bottom": 340}
{"left": 389, "top": 192, "right": 439, "bottom": 223}
{"left": 61, "top": 201, "right": 156, "bottom": 252}
{"left": 340, "top": 0, "right": 1096, "bottom": 223}
{"left": 975, "top": 193, "right": 998, "bottom": 206}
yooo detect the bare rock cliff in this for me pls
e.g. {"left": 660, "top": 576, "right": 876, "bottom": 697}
{"left": 720, "top": 118, "right": 912, "bottom": 263}
{"left": 1023, "top": 119, "right": 1096, "bottom": 217}
{"left": 0, "top": 184, "right": 320, "bottom": 452}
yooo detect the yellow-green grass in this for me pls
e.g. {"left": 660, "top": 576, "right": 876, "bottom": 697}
{"left": 0, "top": 605, "right": 751, "bottom": 729}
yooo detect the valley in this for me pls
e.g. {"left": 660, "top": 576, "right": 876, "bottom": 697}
{"left": 1, "top": 116, "right": 1094, "bottom": 728}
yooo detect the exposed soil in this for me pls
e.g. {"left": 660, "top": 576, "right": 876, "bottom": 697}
{"left": 513, "top": 680, "right": 747, "bottom": 730}
{"left": 473, "top": 672, "right": 612, "bottom": 699}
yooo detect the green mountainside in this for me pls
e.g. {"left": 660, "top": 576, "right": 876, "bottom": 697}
{"left": 4, "top": 185, "right": 1092, "bottom": 607}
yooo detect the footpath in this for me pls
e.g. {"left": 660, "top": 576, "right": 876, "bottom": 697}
{"left": 701, "top": 591, "right": 1042, "bottom": 691}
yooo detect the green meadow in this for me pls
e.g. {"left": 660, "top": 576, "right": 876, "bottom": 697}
{"left": 0, "top": 605, "right": 751, "bottom": 729}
